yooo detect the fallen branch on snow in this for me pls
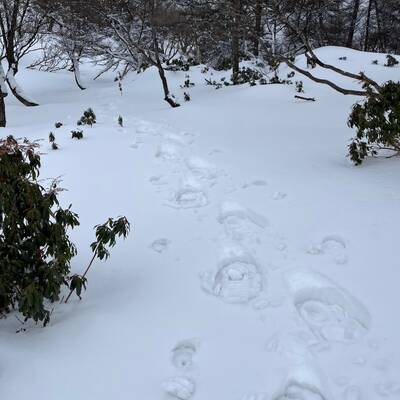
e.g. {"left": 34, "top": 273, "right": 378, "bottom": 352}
{"left": 295, "top": 95, "right": 316, "bottom": 102}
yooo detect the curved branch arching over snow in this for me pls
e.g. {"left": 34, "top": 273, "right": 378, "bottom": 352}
{"left": 6, "top": 68, "right": 39, "bottom": 107}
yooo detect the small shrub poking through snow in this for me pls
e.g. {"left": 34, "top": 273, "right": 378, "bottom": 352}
{"left": 49, "top": 132, "right": 59, "bottom": 150}
{"left": 287, "top": 71, "right": 295, "bottom": 79}
{"left": 384, "top": 55, "right": 399, "bottom": 68}
{"left": 77, "top": 108, "right": 96, "bottom": 127}
{"left": 372, "top": 59, "right": 379, "bottom": 65}
{"left": 296, "top": 81, "right": 304, "bottom": 93}
{"left": 184, "top": 92, "right": 191, "bottom": 102}
{"left": 348, "top": 81, "right": 400, "bottom": 165}
{"left": 71, "top": 129, "right": 84, "bottom": 140}
{"left": 232, "top": 67, "right": 266, "bottom": 86}
{"left": 55, "top": 122, "right": 63, "bottom": 129}
{"left": 205, "top": 78, "right": 225, "bottom": 89}
{"left": 118, "top": 115, "right": 123, "bottom": 127}
{"left": 269, "top": 75, "right": 292, "bottom": 85}
{"left": 181, "top": 75, "right": 195, "bottom": 88}
{"left": 166, "top": 57, "right": 196, "bottom": 72}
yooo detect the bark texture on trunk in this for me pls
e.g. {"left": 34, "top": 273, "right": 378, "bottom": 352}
{"left": 364, "top": 0, "right": 373, "bottom": 51}
{"left": 72, "top": 55, "right": 86, "bottom": 91}
{"left": 346, "top": 0, "right": 360, "bottom": 48}
{"left": 253, "top": 0, "right": 262, "bottom": 57}
{"left": 373, "top": 0, "right": 385, "bottom": 51}
{"left": 149, "top": 0, "right": 180, "bottom": 108}
{"left": 0, "top": 96, "right": 6, "bottom": 127}
{"left": 231, "top": 0, "right": 241, "bottom": 82}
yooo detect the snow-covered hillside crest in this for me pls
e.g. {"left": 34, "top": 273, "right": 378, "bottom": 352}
{"left": 0, "top": 47, "right": 399, "bottom": 400}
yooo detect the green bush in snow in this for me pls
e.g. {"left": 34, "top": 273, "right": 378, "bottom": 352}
{"left": 166, "top": 57, "right": 196, "bottom": 72}
{"left": 0, "top": 137, "right": 130, "bottom": 325}
{"left": 49, "top": 132, "right": 59, "bottom": 150}
{"left": 77, "top": 108, "right": 96, "bottom": 127}
{"left": 231, "top": 67, "right": 266, "bottom": 86}
{"left": 295, "top": 81, "right": 304, "bottom": 93}
{"left": 385, "top": 55, "right": 399, "bottom": 68}
{"left": 0, "top": 136, "right": 80, "bottom": 325}
{"left": 348, "top": 81, "right": 400, "bottom": 165}
{"left": 181, "top": 75, "right": 195, "bottom": 89}
{"left": 71, "top": 129, "right": 84, "bottom": 140}
{"left": 118, "top": 115, "right": 123, "bottom": 127}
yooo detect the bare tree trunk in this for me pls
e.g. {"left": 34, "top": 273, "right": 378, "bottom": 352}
{"left": 71, "top": 55, "right": 86, "bottom": 90}
{"left": 346, "top": 0, "right": 360, "bottom": 48}
{"left": 373, "top": 0, "right": 385, "bottom": 51}
{"left": 0, "top": 96, "right": 6, "bottom": 127}
{"left": 149, "top": 1, "right": 180, "bottom": 108}
{"left": 156, "top": 56, "right": 180, "bottom": 108}
{"left": 364, "top": 0, "right": 373, "bottom": 51}
{"left": 253, "top": 0, "right": 262, "bottom": 57}
{"left": 231, "top": 0, "right": 241, "bottom": 83}
{"left": 0, "top": 63, "right": 7, "bottom": 127}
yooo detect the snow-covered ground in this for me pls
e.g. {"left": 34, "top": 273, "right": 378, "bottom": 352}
{"left": 1, "top": 47, "right": 399, "bottom": 400}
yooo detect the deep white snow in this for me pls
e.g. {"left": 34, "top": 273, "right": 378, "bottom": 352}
{"left": 0, "top": 47, "right": 399, "bottom": 400}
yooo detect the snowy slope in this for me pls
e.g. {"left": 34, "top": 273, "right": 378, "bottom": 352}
{"left": 0, "top": 47, "right": 399, "bottom": 400}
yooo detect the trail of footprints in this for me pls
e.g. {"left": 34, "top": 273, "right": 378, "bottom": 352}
{"left": 139, "top": 121, "right": 216, "bottom": 211}
{"left": 128, "top": 118, "right": 396, "bottom": 400}
{"left": 162, "top": 339, "right": 199, "bottom": 400}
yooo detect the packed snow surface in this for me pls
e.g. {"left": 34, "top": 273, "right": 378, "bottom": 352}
{"left": 0, "top": 47, "right": 399, "bottom": 400}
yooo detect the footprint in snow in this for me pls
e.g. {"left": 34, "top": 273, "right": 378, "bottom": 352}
{"left": 130, "top": 135, "right": 143, "bottom": 149}
{"left": 285, "top": 269, "right": 371, "bottom": 344}
{"left": 167, "top": 179, "right": 209, "bottom": 210}
{"left": 242, "top": 179, "right": 268, "bottom": 189}
{"left": 252, "top": 296, "right": 284, "bottom": 311}
{"left": 134, "top": 120, "right": 158, "bottom": 135}
{"left": 185, "top": 156, "right": 220, "bottom": 184}
{"left": 272, "top": 191, "right": 287, "bottom": 200}
{"left": 149, "top": 238, "right": 170, "bottom": 253}
{"left": 335, "top": 376, "right": 352, "bottom": 388}
{"left": 149, "top": 175, "right": 168, "bottom": 187}
{"left": 274, "top": 365, "right": 328, "bottom": 400}
{"left": 200, "top": 246, "right": 264, "bottom": 304}
{"left": 164, "top": 132, "right": 190, "bottom": 146}
{"left": 171, "top": 339, "right": 199, "bottom": 371}
{"left": 162, "top": 376, "right": 195, "bottom": 400}
{"left": 308, "top": 235, "right": 348, "bottom": 265}
{"left": 156, "top": 141, "right": 183, "bottom": 161}
{"left": 375, "top": 381, "right": 400, "bottom": 397}
{"left": 217, "top": 201, "right": 269, "bottom": 246}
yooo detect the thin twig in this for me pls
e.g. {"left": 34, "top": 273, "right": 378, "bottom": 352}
{"left": 65, "top": 245, "right": 99, "bottom": 304}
